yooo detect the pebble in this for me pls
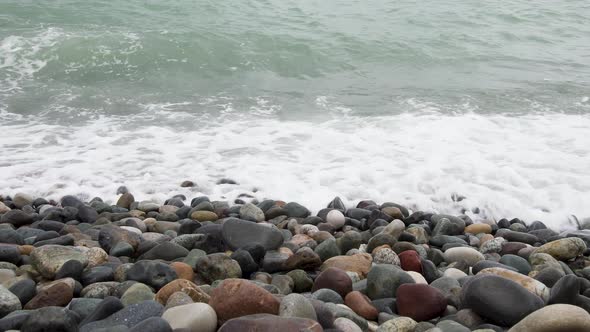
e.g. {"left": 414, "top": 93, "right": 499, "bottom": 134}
{"left": 477, "top": 267, "right": 550, "bottom": 302}
{"left": 321, "top": 253, "right": 373, "bottom": 279}
{"left": 367, "top": 264, "right": 414, "bottom": 300}
{"left": 326, "top": 210, "right": 346, "bottom": 229}
{"left": 120, "top": 283, "right": 155, "bottom": 306}
{"left": 344, "top": 291, "right": 378, "bottom": 320}
{"left": 218, "top": 314, "right": 322, "bottom": 332}
{"left": 221, "top": 218, "right": 284, "bottom": 250}
{"left": 443, "top": 247, "right": 485, "bottom": 266}
{"left": 21, "top": 307, "right": 78, "bottom": 332}
{"left": 312, "top": 267, "right": 352, "bottom": 297}
{"left": 1, "top": 193, "right": 589, "bottom": 332}
{"left": 30, "top": 245, "right": 89, "bottom": 279}
{"left": 533, "top": 237, "right": 587, "bottom": 261}
{"left": 0, "top": 285, "right": 21, "bottom": 318}
{"left": 396, "top": 284, "right": 447, "bottom": 321}
{"left": 162, "top": 302, "right": 217, "bottom": 332}
{"left": 279, "top": 293, "right": 317, "bottom": 320}
{"left": 376, "top": 317, "right": 417, "bottom": 332}
{"left": 125, "top": 260, "right": 177, "bottom": 289}
{"left": 209, "top": 279, "right": 280, "bottom": 324}
{"left": 508, "top": 304, "right": 590, "bottom": 332}
{"left": 461, "top": 274, "right": 544, "bottom": 326}
{"left": 80, "top": 300, "right": 164, "bottom": 332}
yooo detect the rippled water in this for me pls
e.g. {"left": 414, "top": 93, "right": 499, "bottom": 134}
{"left": 1, "top": 1, "right": 589, "bottom": 228}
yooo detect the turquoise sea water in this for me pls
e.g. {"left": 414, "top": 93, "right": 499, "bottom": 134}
{"left": 1, "top": 1, "right": 589, "bottom": 228}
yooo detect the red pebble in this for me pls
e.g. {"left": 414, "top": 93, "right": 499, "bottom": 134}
{"left": 399, "top": 250, "right": 422, "bottom": 273}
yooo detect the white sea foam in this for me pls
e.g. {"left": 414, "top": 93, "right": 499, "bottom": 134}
{"left": 1, "top": 104, "right": 589, "bottom": 230}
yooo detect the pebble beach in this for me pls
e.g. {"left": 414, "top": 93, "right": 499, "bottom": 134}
{"left": 1, "top": 188, "right": 590, "bottom": 332}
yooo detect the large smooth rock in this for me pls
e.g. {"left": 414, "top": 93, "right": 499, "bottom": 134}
{"left": 478, "top": 267, "right": 550, "bottom": 302}
{"left": 162, "top": 302, "right": 217, "bottom": 332}
{"left": 30, "top": 245, "right": 89, "bottom": 279}
{"left": 366, "top": 265, "right": 414, "bottom": 300}
{"left": 20, "top": 307, "right": 78, "bottom": 332}
{"left": 508, "top": 304, "right": 590, "bottom": 332}
{"left": 395, "top": 284, "right": 447, "bottom": 321}
{"left": 80, "top": 300, "right": 164, "bottom": 332}
{"left": 222, "top": 218, "right": 284, "bottom": 251}
{"left": 0, "top": 210, "right": 33, "bottom": 227}
{"left": 218, "top": 314, "right": 322, "bottom": 332}
{"left": 209, "top": 279, "right": 280, "bottom": 324}
{"left": 532, "top": 237, "right": 587, "bottom": 261}
{"left": 460, "top": 274, "right": 544, "bottom": 326}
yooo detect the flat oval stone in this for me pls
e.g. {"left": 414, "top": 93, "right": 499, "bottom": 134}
{"left": 221, "top": 218, "right": 284, "bottom": 251}
{"left": 162, "top": 302, "right": 217, "bottom": 332}
{"left": 209, "top": 279, "right": 280, "bottom": 324}
{"left": 312, "top": 267, "right": 352, "bottom": 298}
{"left": 508, "top": 304, "right": 590, "bottom": 332}
{"left": 532, "top": 237, "right": 587, "bottom": 261}
{"left": 477, "top": 267, "right": 549, "bottom": 302}
{"left": 443, "top": 247, "right": 485, "bottom": 266}
{"left": 396, "top": 284, "right": 447, "bottom": 322}
{"left": 461, "top": 274, "right": 544, "bottom": 326}
{"left": 320, "top": 254, "right": 373, "bottom": 279}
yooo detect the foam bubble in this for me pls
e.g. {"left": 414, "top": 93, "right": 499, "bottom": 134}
{"left": 1, "top": 104, "right": 589, "bottom": 230}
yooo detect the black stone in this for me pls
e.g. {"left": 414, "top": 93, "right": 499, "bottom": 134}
{"left": 80, "top": 300, "right": 163, "bottom": 332}
{"left": 461, "top": 274, "right": 544, "bottom": 326}
{"left": 0, "top": 210, "right": 33, "bottom": 227}
{"left": 128, "top": 317, "right": 172, "bottom": 332}
{"left": 221, "top": 218, "right": 284, "bottom": 251}
{"left": 194, "top": 224, "right": 226, "bottom": 254}
{"left": 34, "top": 234, "right": 75, "bottom": 247}
{"left": 190, "top": 196, "right": 210, "bottom": 208}
{"left": 21, "top": 307, "right": 79, "bottom": 332}
{"left": 283, "top": 202, "right": 311, "bottom": 218}
{"left": 33, "top": 230, "right": 60, "bottom": 242}
{"left": 230, "top": 249, "right": 259, "bottom": 277}
{"left": 327, "top": 197, "right": 346, "bottom": 211}
{"left": 177, "top": 219, "right": 200, "bottom": 235}
{"left": 0, "top": 311, "right": 31, "bottom": 331}
{"left": 81, "top": 266, "right": 115, "bottom": 286}
{"left": 139, "top": 242, "right": 189, "bottom": 261}
{"left": 8, "top": 279, "right": 37, "bottom": 305}
{"left": 125, "top": 261, "right": 177, "bottom": 290}
{"left": 0, "top": 229, "right": 24, "bottom": 245}
{"left": 175, "top": 206, "right": 191, "bottom": 220}
{"left": 80, "top": 296, "right": 124, "bottom": 327}
{"left": 0, "top": 246, "right": 21, "bottom": 264}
